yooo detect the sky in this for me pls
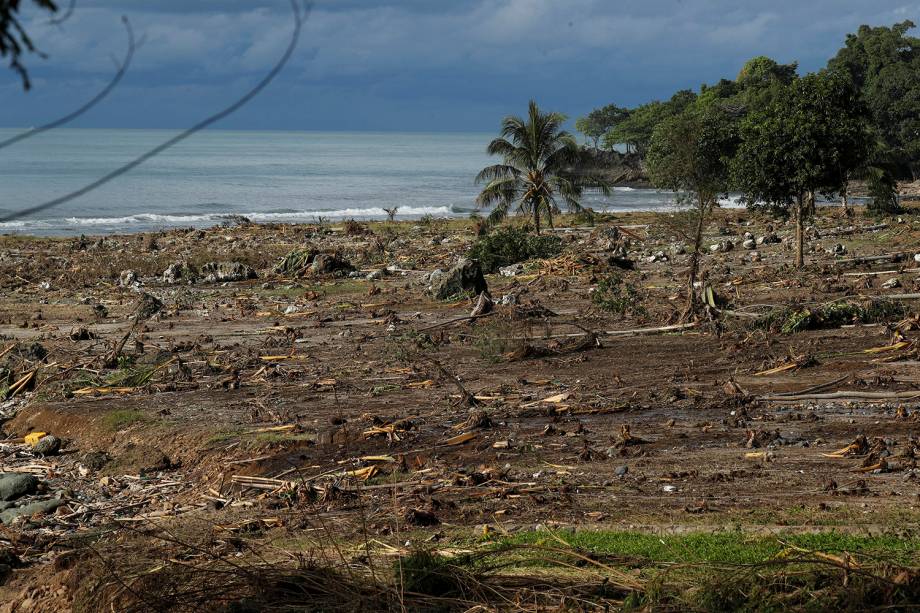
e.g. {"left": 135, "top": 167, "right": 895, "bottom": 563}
{"left": 1, "top": 0, "right": 918, "bottom": 132}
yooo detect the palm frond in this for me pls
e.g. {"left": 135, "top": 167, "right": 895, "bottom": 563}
{"left": 475, "top": 164, "right": 519, "bottom": 185}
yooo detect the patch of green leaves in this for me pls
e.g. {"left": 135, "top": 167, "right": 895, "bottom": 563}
{"left": 468, "top": 227, "right": 563, "bottom": 273}
{"left": 591, "top": 273, "right": 646, "bottom": 316}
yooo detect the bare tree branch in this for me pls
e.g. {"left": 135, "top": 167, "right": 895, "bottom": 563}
{"left": 46, "top": 0, "right": 74, "bottom": 25}
{"left": 0, "top": 0, "right": 311, "bottom": 224}
{"left": 0, "top": 15, "right": 134, "bottom": 151}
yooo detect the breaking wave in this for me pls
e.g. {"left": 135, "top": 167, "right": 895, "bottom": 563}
{"left": 0, "top": 205, "right": 453, "bottom": 233}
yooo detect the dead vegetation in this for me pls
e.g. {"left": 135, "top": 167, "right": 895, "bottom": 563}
{"left": 1, "top": 206, "right": 920, "bottom": 610}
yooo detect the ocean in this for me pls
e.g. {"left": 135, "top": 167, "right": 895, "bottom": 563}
{"left": 0, "top": 128, "right": 685, "bottom": 236}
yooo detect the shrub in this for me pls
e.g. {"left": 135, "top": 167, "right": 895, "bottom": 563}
{"left": 591, "top": 273, "right": 646, "bottom": 316}
{"left": 867, "top": 170, "right": 902, "bottom": 215}
{"left": 468, "top": 226, "right": 563, "bottom": 273}
{"left": 756, "top": 299, "right": 906, "bottom": 333}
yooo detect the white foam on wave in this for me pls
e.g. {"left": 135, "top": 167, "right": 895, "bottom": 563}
{"left": 0, "top": 205, "right": 454, "bottom": 232}
{"left": 246, "top": 205, "right": 451, "bottom": 221}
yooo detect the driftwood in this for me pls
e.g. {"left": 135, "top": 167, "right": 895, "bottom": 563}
{"left": 835, "top": 252, "right": 907, "bottom": 267}
{"left": 822, "top": 223, "right": 888, "bottom": 237}
{"left": 762, "top": 390, "right": 920, "bottom": 402}
{"left": 843, "top": 267, "right": 920, "bottom": 277}
{"left": 767, "top": 375, "right": 850, "bottom": 398}
{"left": 507, "top": 325, "right": 601, "bottom": 361}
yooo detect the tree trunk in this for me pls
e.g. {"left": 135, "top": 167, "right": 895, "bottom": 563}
{"left": 686, "top": 198, "right": 708, "bottom": 315}
{"left": 795, "top": 194, "right": 805, "bottom": 268}
{"left": 533, "top": 206, "right": 541, "bottom": 235}
{"left": 841, "top": 183, "right": 849, "bottom": 210}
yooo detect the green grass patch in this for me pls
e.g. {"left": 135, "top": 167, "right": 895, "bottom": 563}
{"left": 102, "top": 409, "right": 148, "bottom": 431}
{"left": 499, "top": 530, "right": 920, "bottom": 566}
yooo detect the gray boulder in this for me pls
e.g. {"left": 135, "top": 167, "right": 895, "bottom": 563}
{"left": 428, "top": 257, "right": 487, "bottom": 300}
{"left": 0, "top": 474, "right": 37, "bottom": 501}
{"left": 310, "top": 253, "right": 355, "bottom": 275}
{"left": 0, "top": 498, "right": 65, "bottom": 525}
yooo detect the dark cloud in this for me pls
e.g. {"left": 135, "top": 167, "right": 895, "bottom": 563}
{"left": 2, "top": 1, "right": 917, "bottom": 130}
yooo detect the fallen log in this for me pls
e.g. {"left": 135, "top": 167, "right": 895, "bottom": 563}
{"left": 834, "top": 252, "right": 907, "bottom": 267}
{"left": 762, "top": 390, "right": 920, "bottom": 402}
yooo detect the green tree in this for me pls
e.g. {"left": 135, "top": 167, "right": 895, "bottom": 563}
{"left": 828, "top": 21, "right": 920, "bottom": 179}
{"left": 733, "top": 71, "right": 869, "bottom": 268}
{"left": 1, "top": 0, "right": 59, "bottom": 90}
{"left": 576, "top": 104, "right": 629, "bottom": 149}
{"left": 646, "top": 101, "right": 738, "bottom": 314}
{"left": 605, "top": 90, "right": 696, "bottom": 154}
{"left": 476, "top": 100, "right": 611, "bottom": 235}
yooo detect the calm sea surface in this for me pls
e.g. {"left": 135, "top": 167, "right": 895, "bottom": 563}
{"left": 0, "top": 128, "right": 686, "bottom": 236}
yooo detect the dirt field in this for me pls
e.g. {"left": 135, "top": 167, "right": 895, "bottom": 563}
{"left": 1, "top": 205, "right": 919, "bottom": 611}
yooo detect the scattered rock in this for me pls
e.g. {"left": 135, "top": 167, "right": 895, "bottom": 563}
{"left": 134, "top": 292, "right": 163, "bottom": 320}
{"left": 310, "top": 253, "right": 354, "bottom": 275}
{"left": 0, "top": 498, "right": 65, "bottom": 525}
{"left": 163, "top": 262, "right": 195, "bottom": 285}
{"left": 119, "top": 270, "right": 139, "bottom": 288}
{"left": 742, "top": 238, "right": 756, "bottom": 250}
{"left": 882, "top": 278, "right": 901, "bottom": 289}
{"left": 200, "top": 261, "right": 257, "bottom": 283}
{"left": 428, "top": 257, "right": 487, "bottom": 300}
{"left": 32, "top": 435, "right": 61, "bottom": 456}
{"left": 69, "top": 326, "right": 95, "bottom": 341}
{"left": 81, "top": 451, "right": 111, "bottom": 472}
{"left": 0, "top": 474, "right": 37, "bottom": 501}
{"left": 499, "top": 263, "right": 525, "bottom": 277}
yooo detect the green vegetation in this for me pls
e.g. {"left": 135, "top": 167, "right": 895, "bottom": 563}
{"left": 575, "top": 104, "right": 629, "bottom": 149}
{"left": 646, "top": 100, "right": 738, "bottom": 312}
{"left": 733, "top": 70, "right": 869, "bottom": 267}
{"left": 582, "top": 21, "right": 920, "bottom": 217}
{"left": 591, "top": 273, "right": 646, "bottom": 316}
{"left": 476, "top": 100, "right": 610, "bottom": 234}
{"left": 829, "top": 21, "right": 920, "bottom": 182}
{"left": 604, "top": 90, "right": 697, "bottom": 155}
{"left": 467, "top": 226, "right": 562, "bottom": 273}
{"left": 756, "top": 299, "right": 906, "bottom": 333}
{"left": 397, "top": 550, "right": 475, "bottom": 598}
{"left": 274, "top": 248, "right": 315, "bottom": 275}
{"left": 103, "top": 409, "right": 148, "bottom": 431}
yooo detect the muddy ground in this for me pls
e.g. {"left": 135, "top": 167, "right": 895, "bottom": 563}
{"left": 0, "top": 204, "right": 919, "bottom": 610}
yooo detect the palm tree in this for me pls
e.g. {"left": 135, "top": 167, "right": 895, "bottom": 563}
{"left": 475, "top": 100, "right": 611, "bottom": 234}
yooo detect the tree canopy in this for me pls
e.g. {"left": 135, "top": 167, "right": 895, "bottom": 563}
{"left": 828, "top": 21, "right": 920, "bottom": 179}
{"left": 732, "top": 70, "right": 870, "bottom": 266}
{"left": 646, "top": 99, "right": 739, "bottom": 311}
{"left": 604, "top": 90, "right": 696, "bottom": 155}
{"left": 575, "top": 104, "right": 629, "bottom": 149}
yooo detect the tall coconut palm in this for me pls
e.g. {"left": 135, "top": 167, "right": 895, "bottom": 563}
{"left": 475, "top": 100, "right": 611, "bottom": 234}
